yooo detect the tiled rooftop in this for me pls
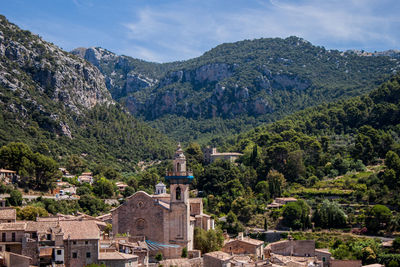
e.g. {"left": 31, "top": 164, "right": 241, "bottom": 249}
{"left": 0, "top": 208, "right": 16, "bottom": 220}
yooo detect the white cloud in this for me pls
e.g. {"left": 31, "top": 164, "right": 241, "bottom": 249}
{"left": 120, "top": 0, "right": 400, "bottom": 62}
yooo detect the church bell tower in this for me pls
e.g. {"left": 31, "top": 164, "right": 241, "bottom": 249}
{"left": 165, "top": 143, "right": 193, "bottom": 250}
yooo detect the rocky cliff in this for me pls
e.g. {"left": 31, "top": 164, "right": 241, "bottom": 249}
{"left": 0, "top": 15, "right": 173, "bottom": 168}
{"left": 73, "top": 38, "right": 400, "bottom": 142}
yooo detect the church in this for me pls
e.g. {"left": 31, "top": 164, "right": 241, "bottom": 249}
{"left": 111, "top": 144, "right": 214, "bottom": 258}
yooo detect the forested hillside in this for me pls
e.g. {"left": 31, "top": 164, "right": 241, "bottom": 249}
{"left": 216, "top": 73, "right": 400, "bottom": 208}
{"left": 174, "top": 74, "right": 400, "bottom": 251}
{"left": 73, "top": 38, "right": 399, "bottom": 143}
{"left": 0, "top": 15, "right": 174, "bottom": 170}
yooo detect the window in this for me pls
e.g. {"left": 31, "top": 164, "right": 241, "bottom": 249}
{"left": 72, "top": 252, "right": 77, "bottom": 258}
{"left": 322, "top": 257, "right": 326, "bottom": 262}
{"left": 47, "top": 234, "right": 51, "bottom": 240}
{"left": 72, "top": 241, "right": 76, "bottom": 245}
{"left": 85, "top": 241, "right": 88, "bottom": 245}
{"left": 32, "top": 232, "right": 37, "bottom": 239}
{"left": 11, "top": 233, "right": 15, "bottom": 242}
{"left": 2, "top": 233, "right": 5, "bottom": 242}
{"left": 176, "top": 186, "right": 181, "bottom": 200}
{"left": 57, "top": 250, "right": 62, "bottom": 255}
{"left": 86, "top": 252, "right": 91, "bottom": 258}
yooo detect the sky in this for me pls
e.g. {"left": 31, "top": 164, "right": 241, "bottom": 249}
{"left": 1, "top": 0, "right": 399, "bottom": 63}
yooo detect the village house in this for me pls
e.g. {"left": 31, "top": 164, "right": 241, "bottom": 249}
{"left": 78, "top": 172, "right": 94, "bottom": 184}
{"left": 0, "top": 169, "right": 18, "bottom": 184}
{"left": 0, "top": 251, "right": 31, "bottom": 267}
{"left": 203, "top": 251, "right": 233, "bottom": 267}
{"left": 222, "top": 232, "right": 264, "bottom": 260}
{"left": 265, "top": 239, "right": 331, "bottom": 267}
{"left": 0, "top": 216, "right": 106, "bottom": 267}
{"left": 98, "top": 251, "right": 138, "bottom": 267}
{"left": 203, "top": 147, "right": 243, "bottom": 164}
{"left": 116, "top": 236, "right": 149, "bottom": 266}
{"left": 116, "top": 182, "right": 129, "bottom": 192}
{"left": 0, "top": 208, "right": 16, "bottom": 223}
{"left": 111, "top": 144, "right": 214, "bottom": 259}
{"left": 267, "top": 197, "right": 298, "bottom": 209}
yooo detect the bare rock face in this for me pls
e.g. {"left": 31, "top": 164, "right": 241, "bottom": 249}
{"left": 0, "top": 16, "right": 112, "bottom": 138}
{"left": 71, "top": 47, "right": 157, "bottom": 99}
{"left": 193, "top": 63, "right": 232, "bottom": 83}
{"left": 0, "top": 18, "right": 112, "bottom": 114}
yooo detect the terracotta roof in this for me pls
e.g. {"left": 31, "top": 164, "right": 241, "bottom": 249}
{"left": 315, "top": 249, "right": 331, "bottom": 255}
{"left": 204, "top": 251, "right": 232, "bottom": 261}
{"left": 98, "top": 251, "right": 138, "bottom": 260}
{"left": 96, "top": 213, "right": 112, "bottom": 220}
{"left": 0, "top": 208, "right": 16, "bottom": 220}
{"left": 226, "top": 237, "right": 264, "bottom": 246}
{"left": 59, "top": 220, "right": 100, "bottom": 240}
{"left": 0, "top": 222, "right": 26, "bottom": 231}
{"left": 0, "top": 169, "right": 16, "bottom": 173}
{"left": 25, "top": 221, "right": 58, "bottom": 233}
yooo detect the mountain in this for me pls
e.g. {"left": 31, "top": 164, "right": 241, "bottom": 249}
{"left": 0, "top": 15, "right": 173, "bottom": 170}
{"left": 72, "top": 39, "right": 399, "bottom": 143}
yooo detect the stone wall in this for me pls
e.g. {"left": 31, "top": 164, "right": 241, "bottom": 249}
{"left": 331, "top": 260, "right": 362, "bottom": 267}
{"left": 222, "top": 240, "right": 260, "bottom": 256}
{"left": 64, "top": 239, "right": 98, "bottom": 267}
{"left": 112, "top": 192, "right": 165, "bottom": 243}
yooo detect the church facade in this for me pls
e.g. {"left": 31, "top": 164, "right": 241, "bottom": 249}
{"left": 111, "top": 145, "right": 214, "bottom": 258}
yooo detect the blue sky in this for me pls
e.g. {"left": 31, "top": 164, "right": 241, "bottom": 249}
{"left": 1, "top": 0, "right": 399, "bottom": 62}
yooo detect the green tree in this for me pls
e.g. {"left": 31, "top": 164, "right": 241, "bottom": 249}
{"left": 138, "top": 171, "right": 159, "bottom": 191}
{"left": 8, "top": 189, "right": 23, "bottom": 206}
{"left": 78, "top": 194, "right": 109, "bottom": 216}
{"left": 386, "top": 151, "right": 400, "bottom": 175}
{"left": 267, "top": 170, "right": 286, "bottom": 198}
{"left": 282, "top": 200, "right": 311, "bottom": 230}
{"left": 66, "top": 155, "right": 86, "bottom": 175}
{"left": 155, "top": 252, "right": 163, "bottom": 261}
{"left": 255, "top": 180, "right": 270, "bottom": 201}
{"left": 185, "top": 143, "right": 204, "bottom": 165}
{"left": 76, "top": 184, "right": 93, "bottom": 196}
{"left": 193, "top": 227, "right": 224, "bottom": 254}
{"left": 31, "top": 153, "right": 59, "bottom": 191}
{"left": 122, "top": 186, "right": 135, "bottom": 198}
{"left": 17, "top": 206, "right": 48, "bottom": 220}
{"left": 313, "top": 200, "right": 347, "bottom": 229}
{"left": 181, "top": 247, "right": 188, "bottom": 258}
{"left": 366, "top": 205, "right": 392, "bottom": 233}
{"left": 93, "top": 177, "right": 114, "bottom": 198}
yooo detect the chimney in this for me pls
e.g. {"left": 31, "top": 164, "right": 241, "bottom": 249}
{"left": 238, "top": 232, "right": 244, "bottom": 240}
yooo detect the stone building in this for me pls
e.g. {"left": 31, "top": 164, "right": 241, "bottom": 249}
{"left": 112, "top": 144, "right": 214, "bottom": 259}
{"left": 98, "top": 251, "right": 138, "bottom": 267}
{"left": 203, "top": 147, "right": 243, "bottom": 164}
{"left": 0, "top": 219, "right": 101, "bottom": 267}
{"left": 0, "top": 208, "right": 16, "bottom": 223}
{"left": 265, "top": 239, "right": 331, "bottom": 267}
{"left": 222, "top": 232, "right": 264, "bottom": 259}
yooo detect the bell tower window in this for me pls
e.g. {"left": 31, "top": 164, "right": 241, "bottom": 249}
{"left": 177, "top": 162, "right": 181, "bottom": 172}
{"left": 176, "top": 187, "right": 181, "bottom": 200}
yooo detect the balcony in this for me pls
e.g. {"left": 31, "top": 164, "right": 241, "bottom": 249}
{"left": 165, "top": 170, "right": 193, "bottom": 177}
